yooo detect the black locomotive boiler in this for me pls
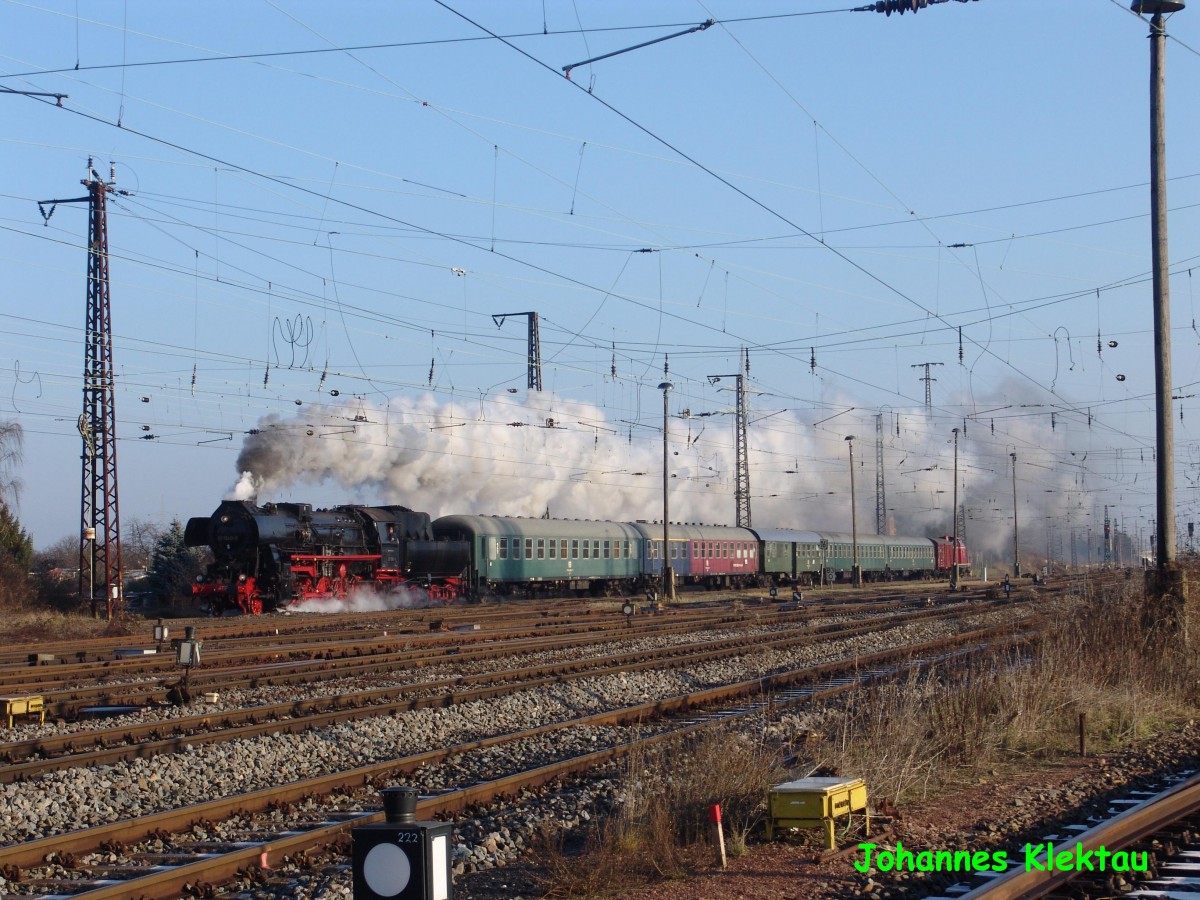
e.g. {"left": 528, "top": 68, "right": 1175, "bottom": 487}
{"left": 184, "top": 500, "right": 471, "bottom": 614}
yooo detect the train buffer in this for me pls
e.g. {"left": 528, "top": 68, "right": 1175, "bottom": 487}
{"left": 1, "top": 694, "right": 45, "bottom": 728}
{"left": 765, "top": 776, "right": 869, "bottom": 849}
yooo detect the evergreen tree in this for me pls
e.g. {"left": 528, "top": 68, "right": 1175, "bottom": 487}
{"left": 0, "top": 501, "right": 32, "bottom": 572}
{"left": 0, "top": 422, "right": 30, "bottom": 609}
{"left": 0, "top": 500, "right": 32, "bottom": 609}
{"left": 147, "top": 519, "right": 203, "bottom": 600}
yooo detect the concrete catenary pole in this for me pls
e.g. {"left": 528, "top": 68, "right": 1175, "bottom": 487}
{"left": 1133, "top": 1, "right": 1182, "bottom": 591}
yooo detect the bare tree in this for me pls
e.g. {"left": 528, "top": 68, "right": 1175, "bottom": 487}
{"left": 123, "top": 517, "right": 163, "bottom": 572}
{"left": 0, "top": 421, "right": 23, "bottom": 507}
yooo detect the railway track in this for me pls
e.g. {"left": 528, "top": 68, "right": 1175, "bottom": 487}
{"left": 0, "top": 598, "right": 1010, "bottom": 780}
{"left": 0, "top": 624, "right": 1022, "bottom": 898}
{"left": 0, "top": 593, "right": 986, "bottom": 718}
{"left": 941, "top": 769, "right": 1200, "bottom": 898}
{"left": 0, "top": 581, "right": 1078, "bottom": 899}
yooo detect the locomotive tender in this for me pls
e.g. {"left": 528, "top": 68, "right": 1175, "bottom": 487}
{"left": 187, "top": 499, "right": 969, "bottom": 614}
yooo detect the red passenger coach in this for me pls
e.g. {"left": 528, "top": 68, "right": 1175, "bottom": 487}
{"left": 629, "top": 522, "right": 761, "bottom": 590}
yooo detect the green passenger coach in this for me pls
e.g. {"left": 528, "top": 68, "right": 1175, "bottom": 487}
{"left": 432, "top": 515, "right": 643, "bottom": 596}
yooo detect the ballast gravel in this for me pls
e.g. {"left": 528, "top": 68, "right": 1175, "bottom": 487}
{"left": 0, "top": 603, "right": 1032, "bottom": 899}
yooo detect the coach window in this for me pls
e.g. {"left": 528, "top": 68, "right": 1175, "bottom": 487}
{"left": 549, "top": 539, "right": 557, "bottom": 559}
{"left": 525, "top": 538, "right": 533, "bottom": 560}
{"left": 571, "top": 539, "right": 579, "bottom": 558}
{"left": 592, "top": 540, "right": 600, "bottom": 558}
{"left": 603, "top": 540, "right": 610, "bottom": 559}
{"left": 582, "top": 540, "right": 590, "bottom": 559}
{"left": 499, "top": 537, "right": 508, "bottom": 559}
{"left": 537, "top": 539, "right": 545, "bottom": 559}
{"left": 561, "top": 539, "right": 568, "bottom": 558}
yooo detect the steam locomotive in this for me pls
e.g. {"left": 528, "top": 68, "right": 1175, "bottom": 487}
{"left": 184, "top": 500, "right": 470, "bottom": 614}
{"left": 186, "top": 499, "right": 969, "bottom": 614}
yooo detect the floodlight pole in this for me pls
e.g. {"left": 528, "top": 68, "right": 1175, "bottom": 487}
{"left": 658, "top": 382, "right": 676, "bottom": 601}
{"left": 1011, "top": 452, "right": 1021, "bottom": 577}
{"left": 845, "top": 435, "right": 860, "bottom": 587}
{"left": 951, "top": 428, "right": 961, "bottom": 591}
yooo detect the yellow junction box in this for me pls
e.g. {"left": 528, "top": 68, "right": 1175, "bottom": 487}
{"left": 1, "top": 695, "right": 45, "bottom": 728}
{"left": 766, "top": 776, "right": 869, "bottom": 848}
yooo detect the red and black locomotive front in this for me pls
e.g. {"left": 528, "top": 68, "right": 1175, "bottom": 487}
{"left": 185, "top": 500, "right": 470, "bottom": 614}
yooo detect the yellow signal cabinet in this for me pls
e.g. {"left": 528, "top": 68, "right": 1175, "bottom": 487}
{"left": 1, "top": 695, "right": 45, "bottom": 728}
{"left": 766, "top": 776, "right": 869, "bottom": 849}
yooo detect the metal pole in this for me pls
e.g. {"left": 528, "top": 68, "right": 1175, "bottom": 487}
{"left": 659, "top": 382, "right": 675, "bottom": 601}
{"left": 846, "top": 435, "right": 860, "bottom": 587}
{"left": 1149, "top": 8, "right": 1177, "bottom": 577}
{"left": 86, "top": 530, "right": 95, "bottom": 618}
{"left": 951, "top": 428, "right": 960, "bottom": 590}
{"left": 1010, "top": 452, "right": 1021, "bottom": 577}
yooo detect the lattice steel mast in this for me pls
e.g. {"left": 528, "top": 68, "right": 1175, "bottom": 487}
{"left": 491, "top": 311, "right": 542, "bottom": 390}
{"left": 41, "top": 160, "right": 125, "bottom": 617}
{"left": 911, "top": 361, "right": 943, "bottom": 409}
{"left": 709, "top": 348, "right": 751, "bottom": 528}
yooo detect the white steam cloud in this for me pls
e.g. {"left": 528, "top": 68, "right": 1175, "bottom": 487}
{"left": 227, "top": 386, "right": 1079, "bottom": 568}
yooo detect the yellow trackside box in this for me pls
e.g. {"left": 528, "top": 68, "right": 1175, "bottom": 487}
{"left": 766, "top": 776, "right": 869, "bottom": 848}
{"left": 1, "top": 695, "right": 45, "bottom": 728}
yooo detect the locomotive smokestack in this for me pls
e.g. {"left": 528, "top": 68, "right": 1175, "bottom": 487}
{"left": 228, "top": 471, "right": 260, "bottom": 503}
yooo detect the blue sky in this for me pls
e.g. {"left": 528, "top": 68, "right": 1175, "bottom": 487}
{"left": 3, "top": 0, "right": 1199, "bottom": 566}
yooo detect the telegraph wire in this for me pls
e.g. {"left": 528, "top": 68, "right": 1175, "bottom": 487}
{"left": 4, "top": 17, "right": 1176, "bottom": 468}
{"left": 430, "top": 0, "right": 1119, "bottom": 426}
{"left": 0, "top": 10, "right": 857, "bottom": 82}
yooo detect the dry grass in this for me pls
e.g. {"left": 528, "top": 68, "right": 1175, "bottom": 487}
{"left": 536, "top": 729, "right": 784, "bottom": 897}
{"left": 810, "top": 571, "right": 1199, "bottom": 805}
{"left": 537, "top": 569, "right": 1200, "bottom": 896}
{"left": 0, "top": 608, "right": 135, "bottom": 642}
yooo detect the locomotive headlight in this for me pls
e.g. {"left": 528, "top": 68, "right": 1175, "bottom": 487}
{"left": 239, "top": 574, "right": 247, "bottom": 583}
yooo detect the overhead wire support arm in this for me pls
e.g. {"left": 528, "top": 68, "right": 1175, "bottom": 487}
{"left": 1, "top": 86, "right": 67, "bottom": 105}
{"left": 562, "top": 19, "right": 715, "bottom": 79}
